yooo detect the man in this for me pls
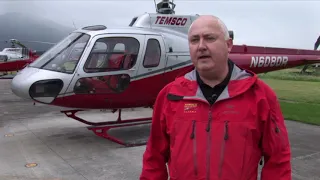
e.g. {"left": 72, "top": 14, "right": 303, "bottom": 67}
{"left": 140, "top": 15, "right": 292, "bottom": 180}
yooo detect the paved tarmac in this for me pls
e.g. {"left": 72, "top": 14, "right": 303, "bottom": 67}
{"left": 0, "top": 79, "right": 319, "bottom": 180}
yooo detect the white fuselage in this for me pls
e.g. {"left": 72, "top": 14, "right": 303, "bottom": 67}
{"left": 10, "top": 12, "right": 199, "bottom": 104}
{"left": 0, "top": 48, "right": 27, "bottom": 62}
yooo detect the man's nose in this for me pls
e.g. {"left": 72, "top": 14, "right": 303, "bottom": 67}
{"left": 198, "top": 38, "right": 207, "bottom": 51}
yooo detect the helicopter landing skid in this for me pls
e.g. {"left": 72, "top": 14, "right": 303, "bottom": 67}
{"left": 61, "top": 109, "right": 152, "bottom": 147}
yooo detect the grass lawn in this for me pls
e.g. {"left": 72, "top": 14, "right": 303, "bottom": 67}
{"left": 259, "top": 68, "right": 320, "bottom": 125}
{"left": 279, "top": 101, "right": 320, "bottom": 126}
{"left": 259, "top": 67, "right": 320, "bottom": 82}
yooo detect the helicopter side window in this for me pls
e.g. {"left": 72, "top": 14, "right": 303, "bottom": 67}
{"left": 143, "top": 39, "right": 161, "bottom": 68}
{"left": 0, "top": 55, "right": 8, "bottom": 62}
{"left": 86, "top": 42, "right": 108, "bottom": 69}
{"left": 84, "top": 37, "right": 140, "bottom": 73}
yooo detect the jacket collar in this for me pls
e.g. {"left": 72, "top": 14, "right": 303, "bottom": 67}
{"left": 167, "top": 61, "right": 258, "bottom": 104}
{"left": 196, "top": 59, "right": 234, "bottom": 89}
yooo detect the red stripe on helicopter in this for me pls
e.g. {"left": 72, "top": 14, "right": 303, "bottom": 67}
{"left": 155, "top": 16, "right": 188, "bottom": 26}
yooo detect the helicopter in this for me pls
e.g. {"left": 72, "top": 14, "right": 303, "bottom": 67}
{"left": 0, "top": 39, "right": 55, "bottom": 76}
{"left": 10, "top": 0, "right": 320, "bottom": 147}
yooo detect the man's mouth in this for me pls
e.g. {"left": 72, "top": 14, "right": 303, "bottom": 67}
{"left": 198, "top": 55, "right": 211, "bottom": 59}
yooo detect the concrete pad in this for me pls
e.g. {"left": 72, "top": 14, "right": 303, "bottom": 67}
{"left": 0, "top": 79, "right": 320, "bottom": 180}
{"left": 0, "top": 109, "right": 151, "bottom": 180}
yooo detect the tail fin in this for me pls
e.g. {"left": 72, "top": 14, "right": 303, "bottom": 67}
{"left": 300, "top": 35, "right": 320, "bottom": 73}
{"left": 314, "top": 35, "right": 320, "bottom": 50}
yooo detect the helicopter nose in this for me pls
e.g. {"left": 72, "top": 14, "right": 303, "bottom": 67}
{"left": 11, "top": 67, "right": 65, "bottom": 104}
{"left": 11, "top": 67, "right": 39, "bottom": 99}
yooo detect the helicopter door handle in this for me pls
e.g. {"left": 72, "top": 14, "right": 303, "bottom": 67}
{"left": 147, "top": 68, "right": 152, "bottom": 71}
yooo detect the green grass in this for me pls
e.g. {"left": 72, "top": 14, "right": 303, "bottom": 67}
{"left": 259, "top": 67, "right": 320, "bottom": 82}
{"left": 279, "top": 101, "right": 320, "bottom": 126}
{"left": 259, "top": 68, "right": 320, "bottom": 125}
{"left": 261, "top": 78, "right": 320, "bottom": 104}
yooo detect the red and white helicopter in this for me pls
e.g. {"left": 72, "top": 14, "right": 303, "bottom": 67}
{"left": 10, "top": 0, "right": 320, "bottom": 147}
{"left": 0, "top": 39, "right": 55, "bottom": 76}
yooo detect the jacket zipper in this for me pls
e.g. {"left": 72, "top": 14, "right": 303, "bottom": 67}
{"left": 206, "top": 105, "right": 213, "bottom": 180}
{"left": 190, "top": 120, "right": 198, "bottom": 177}
{"left": 218, "top": 121, "right": 229, "bottom": 179}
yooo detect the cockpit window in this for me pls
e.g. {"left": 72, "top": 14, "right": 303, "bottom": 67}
{"left": 83, "top": 37, "right": 140, "bottom": 73}
{"left": 29, "top": 32, "right": 90, "bottom": 74}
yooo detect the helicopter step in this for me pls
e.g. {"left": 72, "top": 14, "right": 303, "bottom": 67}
{"left": 61, "top": 109, "right": 152, "bottom": 147}
{"left": 87, "top": 120, "right": 151, "bottom": 147}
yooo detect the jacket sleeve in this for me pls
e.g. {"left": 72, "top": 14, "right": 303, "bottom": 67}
{"left": 140, "top": 87, "right": 170, "bottom": 180}
{"left": 260, "top": 85, "right": 292, "bottom": 180}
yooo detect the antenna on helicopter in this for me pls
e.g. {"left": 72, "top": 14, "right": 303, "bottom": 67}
{"left": 155, "top": 0, "right": 176, "bottom": 14}
{"left": 72, "top": 19, "right": 77, "bottom": 30}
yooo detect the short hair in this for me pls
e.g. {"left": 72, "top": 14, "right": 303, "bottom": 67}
{"left": 217, "top": 18, "right": 230, "bottom": 40}
{"left": 188, "top": 15, "right": 230, "bottom": 40}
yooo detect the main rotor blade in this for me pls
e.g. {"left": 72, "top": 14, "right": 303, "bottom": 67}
{"left": 19, "top": 40, "right": 56, "bottom": 45}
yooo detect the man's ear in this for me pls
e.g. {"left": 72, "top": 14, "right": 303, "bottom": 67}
{"left": 226, "top": 38, "right": 233, "bottom": 53}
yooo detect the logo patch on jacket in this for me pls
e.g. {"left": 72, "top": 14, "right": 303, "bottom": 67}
{"left": 184, "top": 103, "right": 197, "bottom": 113}
{"left": 222, "top": 104, "right": 239, "bottom": 114}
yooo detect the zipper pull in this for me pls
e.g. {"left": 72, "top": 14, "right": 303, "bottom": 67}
{"left": 272, "top": 118, "right": 280, "bottom": 133}
{"left": 190, "top": 120, "right": 196, "bottom": 139}
{"left": 206, "top": 120, "right": 211, "bottom": 132}
{"left": 275, "top": 127, "right": 280, "bottom": 133}
{"left": 259, "top": 157, "right": 264, "bottom": 165}
{"left": 224, "top": 121, "right": 229, "bottom": 140}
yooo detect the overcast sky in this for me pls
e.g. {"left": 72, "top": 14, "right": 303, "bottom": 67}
{"left": 0, "top": 0, "right": 319, "bottom": 50}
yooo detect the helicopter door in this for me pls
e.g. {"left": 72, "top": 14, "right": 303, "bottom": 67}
{"left": 68, "top": 34, "right": 144, "bottom": 95}
{"left": 136, "top": 35, "right": 166, "bottom": 80}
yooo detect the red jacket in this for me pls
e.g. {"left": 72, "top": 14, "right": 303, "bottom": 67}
{"left": 140, "top": 65, "right": 292, "bottom": 180}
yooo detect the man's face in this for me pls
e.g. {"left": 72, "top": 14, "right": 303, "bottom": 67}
{"left": 188, "top": 18, "right": 233, "bottom": 75}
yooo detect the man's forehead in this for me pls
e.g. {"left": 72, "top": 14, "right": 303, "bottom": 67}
{"left": 189, "top": 31, "right": 218, "bottom": 38}
{"left": 189, "top": 19, "right": 222, "bottom": 36}
{"left": 188, "top": 26, "right": 221, "bottom": 37}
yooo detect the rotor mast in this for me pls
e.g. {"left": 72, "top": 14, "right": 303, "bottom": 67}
{"left": 155, "top": 0, "right": 176, "bottom": 14}
{"left": 4, "top": 39, "right": 26, "bottom": 48}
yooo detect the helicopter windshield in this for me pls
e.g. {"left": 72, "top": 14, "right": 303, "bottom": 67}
{"left": 29, "top": 32, "right": 90, "bottom": 74}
